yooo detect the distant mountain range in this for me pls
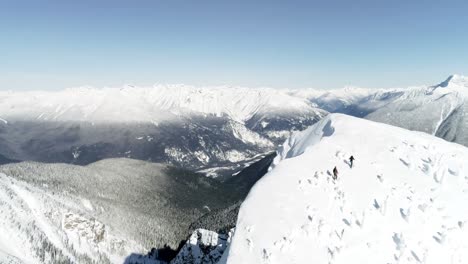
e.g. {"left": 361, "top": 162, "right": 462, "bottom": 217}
{"left": 1, "top": 76, "right": 466, "bottom": 176}
{"left": 295, "top": 74, "right": 468, "bottom": 147}
{"left": 0, "top": 85, "right": 326, "bottom": 178}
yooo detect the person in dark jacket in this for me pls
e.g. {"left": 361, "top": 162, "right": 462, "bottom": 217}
{"left": 349, "top": 155, "right": 355, "bottom": 168}
{"left": 332, "top": 166, "right": 338, "bottom": 180}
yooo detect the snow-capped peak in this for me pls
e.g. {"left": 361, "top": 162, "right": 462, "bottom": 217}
{"left": 221, "top": 114, "right": 468, "bottom": 264}
{"left": 436, "top": 74, "right": 468, "bottom": 88}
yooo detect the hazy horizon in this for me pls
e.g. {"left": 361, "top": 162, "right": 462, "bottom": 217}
{"left": 0, "top": 73, "right": 462, "bottom": 93}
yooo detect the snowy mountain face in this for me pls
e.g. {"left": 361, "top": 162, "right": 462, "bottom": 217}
{"left": 0, "top": 85, "right": 326, "bottom": 178}
{"left": 0, "top": 158, "right": 240, "bottom": 263}
{"left": 365, "top": 75, "right": 468, "bottom": 147}
{"left": 0, "top": 152, "right": 278, "bottom": 264}
{"left": 295, "top": 74, "right": 468, "bottom": 147}
{"left": 221, "top": 114, "right": 468, "bottom": 264}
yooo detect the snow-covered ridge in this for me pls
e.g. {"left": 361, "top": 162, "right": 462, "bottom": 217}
{"left": 222, "top": 114, "right": 468, "bottom": 263}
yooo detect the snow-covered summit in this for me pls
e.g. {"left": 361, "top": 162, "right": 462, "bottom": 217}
{"left": 222, "top": 114, "right": 468, "bottom": 263}
{"left": 436, "top": 74, "right": 468, "bottom": 89}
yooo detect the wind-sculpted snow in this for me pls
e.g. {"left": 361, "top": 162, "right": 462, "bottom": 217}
{"left": 222, "top": 114, "right": 468, "bottom": 264}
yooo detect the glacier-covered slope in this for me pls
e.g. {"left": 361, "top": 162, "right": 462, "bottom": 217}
{"left": 222, "top": 114, "right": 468, "bottom": 264}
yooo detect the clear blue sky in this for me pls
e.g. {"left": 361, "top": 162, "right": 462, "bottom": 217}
{"left": 1, "top": 0, "right": 467, "bottom": 90}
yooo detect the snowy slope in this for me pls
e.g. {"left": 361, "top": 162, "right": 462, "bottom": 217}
{"left": 0, "top": 172, "right": 139, "bottom": 264}
{"left": 0, "top": 158, "right": 238, "bottom": 264}
{"left": 222, "top": 114, "right": 468, "bottom": 264}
